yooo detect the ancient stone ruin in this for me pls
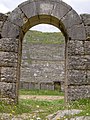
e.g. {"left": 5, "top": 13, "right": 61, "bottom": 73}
{"left": 20, "top": 31, "right": 65, "bottom": 91}
{"left": 0, "top": 0, "right": 90, "bottom": 103}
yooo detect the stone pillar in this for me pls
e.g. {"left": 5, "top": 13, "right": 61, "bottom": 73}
{"left": 0, "top": 13, "right": 18, "bottom": 102}
{"left": 67, "top": 14, "right": 90, "bottom": 101}
{"left": 0, "top": 37, "right": 19, "bottom": 103}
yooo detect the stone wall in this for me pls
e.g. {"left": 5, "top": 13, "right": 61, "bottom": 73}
{"left": 0, "top": 13, "right": 18, "bottom": 102}
{"left": 0, "top": 0, "right": 90, "bottom": 103}
{"left": 67, "top": 14, "right": 90, "bottom": 100}
{"left": 20, "top": 40, "right": 65, "bottom": 91}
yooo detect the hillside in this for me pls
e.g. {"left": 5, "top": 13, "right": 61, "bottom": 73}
{"left": 24, "top": 30, "right": 65, "bottom": 44}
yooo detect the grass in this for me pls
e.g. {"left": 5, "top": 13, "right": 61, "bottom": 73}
{"left": 0, "top": 90, "right": 90, "bottom": 119}
{"left": 0, "top": 99, "right": 64, "bottom": 119}
{"left": 69, "top": 98, "right": 90, "bottom": 116}
{"left": 19, "top": 89, "right": 64, "bottom": 96}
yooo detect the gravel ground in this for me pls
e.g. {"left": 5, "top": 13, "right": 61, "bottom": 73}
{"left": 19, "top": 95, "right": 64, "bottom": 101}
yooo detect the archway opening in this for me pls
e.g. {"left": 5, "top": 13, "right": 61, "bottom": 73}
{"left": 16, "top": 14, "right": 69, "bottom": 104}
{"left": 18, "top": 23, "right": 67, "bottom": 118}
{"left": 19, "top": 23, "right": 67, "bottom": 101}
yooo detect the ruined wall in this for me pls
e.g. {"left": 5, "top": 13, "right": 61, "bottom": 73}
{"left": 67, "top": 14, "right": 90, "bottom": 100}
{"left": 0, "top": 0, "right": 90, "bottom": 103}
{"left": 0, "top": 13, "right": 18, "bottom": 102}
{"left": 20, "top": 40, "right": 65, "bottom": 91}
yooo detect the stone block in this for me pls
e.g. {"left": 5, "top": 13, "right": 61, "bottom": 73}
{"left": 61, "top": 9, "right": 82, "bottom": 29}
{"left": 0, "top": 13, "right": 7, "bottom": 21}
{"left": 18, "top": 0, "right": 30, "bottom": 8}
{"left": 0, "top": 38, "right": 18, "bottom": 52}
{"left": 68, "top": 85, "right": 90, "bottom": 101}
{"left": 84, "top": 41, "right": 90, "bottom": 55}
{"left": 51, "top": 1, "right": 71, "bottom": 20}
{"left": 39, "top": 15, "right": 51, "bottom": 24}
{"left": 87, "top": 71, "right": 90, "bottom": 82}
{"left": 68, "top": 70, "right": 89, "bottom": 85}
{"left": 50, "top": 16, "right": 60, "bottom": 28}
{"left": 0, "top": 82, "right": 16, "bottom": 99}
{"left": 36, "top": 0, "right": 55, "bottom": 15}
{"left": 8, "top": 7, "right": 28, "bottom": 27}
{"left": 0, "top": 52, "right": 17, "bottom": 67}
{"left": 68, "top": 56, "right": 86, "bottom": 70}
{"left": 85, "top": 55, "right": 90, "bottom": 70}
{"left": 85, "top": 26, "right": 90, "bottom": 37}
{"left": 80, "top": 14, "right": 90, "bottom": 26}
{"left": 67, "top": 24, "right": 86, "bottom": 40}
{"left": 0, "top": 21, "right": 3, "bottom": 31}
{"left": 68, "top": 40, "right": 84, "bottom": 55}
{"left": 1, "top": 67, "right": 17, "bottom": 83}
{"left": 19, "top": 1, "right": 37, "bottom": 19}
{"left": 29, "top": 15, "right": 40, "bottom": 26}
{"left": 1, "top": 20, "right": 20, "bottom": 38}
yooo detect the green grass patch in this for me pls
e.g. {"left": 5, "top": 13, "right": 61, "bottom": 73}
{"left": 0, "top": 99, "right": 64, "bottom": 119}
{"left": 69, "top": 98, "right": 90, "bottom": 116}
{"left": 0, "top": 89, "right": 90, "bottom": 119}
{"left": 0, "top": 98, "right": 90, "bottom": 119}
{"left": 19, "top": 89, "right": 64, "bottom": 96}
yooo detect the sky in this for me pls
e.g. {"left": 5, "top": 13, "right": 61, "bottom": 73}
{"left": 0, "top": 0, "right": 90, "bottom": 32}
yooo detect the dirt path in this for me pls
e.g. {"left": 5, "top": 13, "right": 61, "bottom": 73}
{"left": 19, "top": 95, "right": 64, "bottom": 101}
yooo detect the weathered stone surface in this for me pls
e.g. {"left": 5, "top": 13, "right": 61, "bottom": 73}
{"left": 0, "top": 13, "right": 7, "bottom": 21}
{"left": 0, "top": 82, "right": 16, "bottom": 99}
{"left": 29, "top": 16, "right": 40, "bottom": 29}
{"left": 1, "top": 20, "right": 20, "bottom": 38}
{"left": 67, "top": 24, "right": 86, "bottom": 40}
{"left": 85, "top": 55, "right": 90, "bottom": 70}
{"left": 22, "top": 43, "right": 65, "bottom": 61}
{"left": 51, "top": 1, "right": 71, "bottom": 20}
{"left": 0, "top": 38, "right": 18, "bottom": 52}
{"left": 68, "top": 40, "right": 84, "bottom": 55}
{"left": 0, "top": 52, "right": 17, "bottom": 67}
{"left": 85, "top": 26, "right": 90, "bottom": 37}
{"left": 1, "top": 67, "right": 17, "bottom": 83}
{"left": 21, "top": 60, "right": 65, "bottom": 83}
{"left": 50, "top": 16, "right": 60, "bottom": 28}
{"left": 19, "top": 1, "right": 37, "bottom": 19}
{"left": 68, "top": 85, "right": 90, "bottom": 101}
{"left": 68, "top": 70, "right": 89, "bottom": 85}
{"left": 8, "top": 7, "right": 28, "bottom": 27}
{"left": 18, "top": 0, "right": 30, "bottom": 8}
{"left": 68, "top": 56, "right": 87, "bottom": 70}
{"left": 87, "top": 71, "right": 90, "bottom": 82}
{"left": 80, "top": 14, "right": 90, "bottom": 26}
{"left": 0, "top": 21, "right": 3, "bottom": 32}
{"left": 62, "top": 9, "right": 82, "bottom": 29}
{"left": 47, "top": 109, "right": 82, "bottom": 120}
{"left": 84, "top": 41, "right": 90, "bottom": 55}
{"left": 39, "top": 15, "right": 51, "bottom": 24}
{"left": 36, "top": 0, "right": 54, "bottom": 15}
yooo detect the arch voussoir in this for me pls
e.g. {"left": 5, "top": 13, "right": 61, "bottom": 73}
{"left": 19, "top": 1, "right": 37, "bottom": 19}
{"left": 61, "top": 9, "right": 82, "bottom": 29}
{"left": 1, "top": 20, "right": 20, "bottom": 38}
{"left": 51, "top": 1, "right": 71, "bottom": 20}
{"left": 8, "top": 7, "right": 29, "bottom": 28}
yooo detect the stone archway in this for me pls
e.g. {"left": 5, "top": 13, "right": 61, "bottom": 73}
{"left": 0, "top": 0, "right": 90, "bottom": 103}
